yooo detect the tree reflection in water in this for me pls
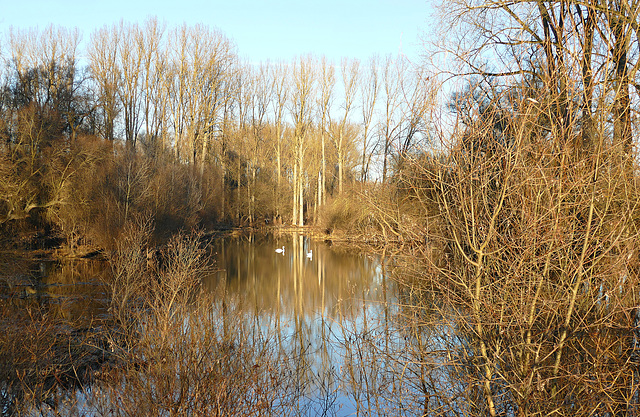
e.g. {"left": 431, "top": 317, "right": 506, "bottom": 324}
{"left": 0, "top": 234, "right": 460, "bottom": 415}
{"left": 206, "top": 232, "right": 401, "bottom": 415}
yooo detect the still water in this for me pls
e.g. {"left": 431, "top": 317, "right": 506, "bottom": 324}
{"left": 206, "top": 232, "right": 401, "bottom": 415}
{"left": 0, "top": 253, "right": 110, "bottom": 323}
{"left": 208, "top": 232, "right": 393, "bottom": 320}
{"left": 4, "top": 233, "right": 423, "bottom": 415}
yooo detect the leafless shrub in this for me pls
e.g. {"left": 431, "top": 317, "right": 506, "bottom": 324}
{"left": 317, "top": 189, "right": 372, "bottom": 236}
{"left": 0, "top": 301, "right": 107, "bottom": 416}
{"left": 91, "top": 222, "right": 305, "bottom": 416}
{"left": 387, "top": 95, "right": 640, "bottom": 415}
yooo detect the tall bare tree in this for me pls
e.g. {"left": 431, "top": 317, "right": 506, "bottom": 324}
{"left": 380, "top": 55, "right": 403, "bottom": 183}
{"left": 2, "top": 26, "right": 83, "bottom": 222}
{"left": 270, "top": 61, "right": 288, "bottom": 220}
{"left": 435, "top": 0, "right": 640, "bottom": 157}
{"left": 332, "top": 58, "right": 360, "bottom": 194}
{"left": 88, "top": 24, "right": 121, "bottom": 142}
{"left": 394, "top": 64, "right": 434, "bottom": 171}
{"left": 118, "top": 21, "right": 143, "bottom": 148}
{"left": 606, "top": 0, "right": 634, "bottom": 157}
{"left": 248, "top": 62, "right": 272, "bottom": 223}
{"left": 359, "top": 56, "right": 379, "bottom": 182}
{"left": 137, "top": 17, "right": 167, "bottom": 151}
{"left": 9, "top": 26, "right": 82, "bottom": 140}
{"left": 164, "top": 24, "right": 234, "bottom": 165}
{"left": 317, "top": 56, "right": 335, "bottom": 204}
{"left": 289, "top": 55, "right": 316, "bottom": 226}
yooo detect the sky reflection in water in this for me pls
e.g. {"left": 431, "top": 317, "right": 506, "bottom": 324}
{"left": 206, "top": 233, "right": 400, "bottom": 415}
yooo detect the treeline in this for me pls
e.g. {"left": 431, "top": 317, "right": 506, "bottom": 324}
{"left": 0, "top": 19, "right": 431, "bottom": 249}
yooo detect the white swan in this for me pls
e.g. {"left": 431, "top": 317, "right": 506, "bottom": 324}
{"left": 306, "top": 249, "right": 313, "bottom": 260}
{"left": 275, "top": 246, "right": 285, "bottom": 254}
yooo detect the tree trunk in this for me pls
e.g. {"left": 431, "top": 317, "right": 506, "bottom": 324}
{"left": 321, "top": 131, "right": 326, "bottom": 204}
{"left": 612, "top": 16, "right": 632, "bottom": 157}
{"left": 579, "top": 4, "right": 595, "bottom": 152}
{"left": 382, "top": 132, "right": 390, "bottom": 184}
{"left": 298, "top": 143, "right": 304, "bottom": 226}
{"left": 292, "top": 162, "right": 298, "bottom": 226}
{"left": 237, "top": 157, "right": 241, "bottom": 222}
{"left": 276, "top": 123, "right": 282, "bottom": 216}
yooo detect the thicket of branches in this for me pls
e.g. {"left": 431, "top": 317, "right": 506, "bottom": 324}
{"left": 382, "top": 0, "right": 640, "bottom": 414}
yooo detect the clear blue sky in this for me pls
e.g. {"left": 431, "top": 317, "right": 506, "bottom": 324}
{"left": 0, "top": 0, "right": 430, "bottom": 64}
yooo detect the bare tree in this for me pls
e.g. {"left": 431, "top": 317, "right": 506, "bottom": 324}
{"left": 165, "top": 24, "right": 190, "bottom": 161}
{"left": 248, "top": 62, "right": 272, "bottom": 223}
{"left": 232, "top": 60, "right": 270, "bottom": 224}
{"left": 394, "top": 64, "right": 434, "bottom": 172}
{"left": 317, "top": 56, "right": 335, "bottom": 204}
{"left": 331, "top": 58, "right": 360, "bottom": 194}
{"left": 118, "top": 21, "right": 143, "bottom": 148}
{"left": 137, "top": 17, "right": 167, "bottom": 152}
{"left": 359, "top": 56, "right": 379, "bottom": 182}
{"left": 380, "top": 55, "right": 403, "bottom": 183}
{"left": 289, "top": 55, "right": 316, "bottom": 226}
{"left": 165, "top": 24, "right": 235, "bottom": 165}
{"left": 434, "top": 0, "right": 640, "bottom": 157}
{"left": 0, "top": 26, "right": 84, "bottom": 223}
{"left": 8, "top": 25, "right": 82, "bottom": 140}
{"left": 88, "top": 24, "right": 121, "bottom": 142}
{"left": 270, "top": 61, "right": 288, "bottom": 220}
{"left": 606, "top": 0, "right": 634, "bottom": 158}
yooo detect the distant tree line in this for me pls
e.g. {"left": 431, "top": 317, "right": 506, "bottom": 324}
{"left": 0, "top": 19, "right": 431, "bottom": 247}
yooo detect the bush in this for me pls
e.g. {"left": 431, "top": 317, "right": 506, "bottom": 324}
{"left": 393, "top": 119, "right": 640, "bottom": 415}
{"left": 92, "top": 222, "right": 303, "bottom": 416}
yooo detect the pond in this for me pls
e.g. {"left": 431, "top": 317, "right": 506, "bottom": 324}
{"left": 206, "top": 232, "right": 404, "bottom": 415}
{"left": 1, "top": 232, "right": 440, "bottom": 416}
{"left": 209, "top": 232, "right": 394, "bottom": 329}
{"left": 0, "top": 252, "right": 110, "bottom": 323}
{"left": 6, "top": 231, "right": 637, "bottom": 416}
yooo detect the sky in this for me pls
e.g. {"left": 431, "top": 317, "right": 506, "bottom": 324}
{"left": 0, "top": 0, "right": 431, "bottom": 65}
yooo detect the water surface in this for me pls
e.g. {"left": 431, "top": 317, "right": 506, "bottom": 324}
{"left": 206, "top": 232, "right": 401, "bottom": 415}
{"left": 2, "top": 233, "right": 419, "bottom": 415}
